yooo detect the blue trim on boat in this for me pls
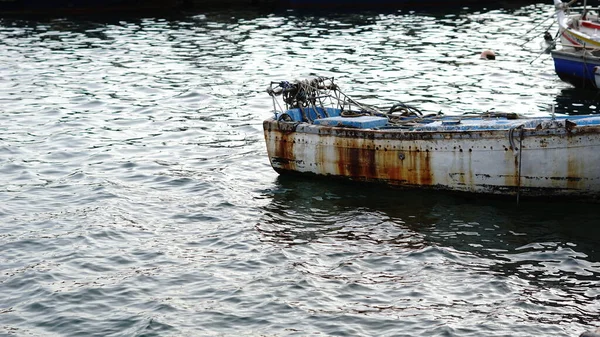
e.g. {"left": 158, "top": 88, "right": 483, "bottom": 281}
{"left": 278, "top": 107, "right": 342, "bottom": 122}
{"left": 314, "top": 115, "right": 389, "bottom": 128}
{"left": 275, "top": 106, "right": 600, "bottom": 131}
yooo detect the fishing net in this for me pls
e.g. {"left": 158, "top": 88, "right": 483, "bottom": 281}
{"left": 266, "top": 76, "right": 423, "bottom": 122}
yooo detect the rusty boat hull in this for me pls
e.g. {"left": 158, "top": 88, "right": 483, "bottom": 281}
{"left": 264, "top": 77, "right": 600, "bottom": 199}
{"left": 264, "top": 115, "right": 600, "bottom": 198}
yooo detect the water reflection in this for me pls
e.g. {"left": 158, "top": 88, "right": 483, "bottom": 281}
{"left": 257, "top": 176, "right": 600, "bottom": 331}
{"left": 555, "top": 88, "right": 600, "bottom": 115}
{"left": 259, "top": 175, "right": 600, "bottom": 259}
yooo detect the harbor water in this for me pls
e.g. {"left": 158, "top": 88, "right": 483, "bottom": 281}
{"left": 1, "top": 3, "right": 599, "bottom": 336}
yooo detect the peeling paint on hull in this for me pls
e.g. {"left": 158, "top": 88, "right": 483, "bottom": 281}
{"left": 263, "top": 118, "right": 600, "bottom": 198}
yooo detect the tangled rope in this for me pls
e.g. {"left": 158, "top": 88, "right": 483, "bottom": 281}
{"left": 267, "top": 77, "right": 523, "bottom": 127}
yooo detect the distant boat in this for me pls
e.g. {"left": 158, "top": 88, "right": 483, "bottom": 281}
{"left": 551, "top": 49, "right": 600, "bottom": 89}
{"left": 550, "top": 0, "right": 600, "bottom": 89}
{"left": 0, "top": 0, "right": 182, "bottom": 15}
{"left": 264, "top": 77, "right": 600, "bottom": 200}
{"left": 280, "top": 0, "right": 533, "bottom": 9}
{"left": 283, "top": 0, "right": 463, "bottom": 9}
{"left": 554, "top": 0, "right": 600, "bottom": 49}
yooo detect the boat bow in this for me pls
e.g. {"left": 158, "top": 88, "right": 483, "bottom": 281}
{"left": 554, "top": 0, "right": 600, "bottom": 49}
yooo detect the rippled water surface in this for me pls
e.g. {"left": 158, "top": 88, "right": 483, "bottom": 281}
{"left": 1, "top": 3, "right": 599, "bottom": 336}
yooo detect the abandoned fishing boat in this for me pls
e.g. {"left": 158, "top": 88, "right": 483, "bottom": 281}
{"left": 264, "top": 77, "right": 600, "bottom": 199}
{"left": 551, "top": 0, "right": 600, "bottom": 88}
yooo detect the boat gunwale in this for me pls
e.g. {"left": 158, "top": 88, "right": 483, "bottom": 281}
{"left": 263, "top": 117, "right": 600, "bottom": 139}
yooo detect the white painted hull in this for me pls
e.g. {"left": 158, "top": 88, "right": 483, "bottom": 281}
{"left": 264, "top": 118, "right": 600, "bottom": 198}
{"left": 554, "top": 0, "right": 600, "bottom": 49}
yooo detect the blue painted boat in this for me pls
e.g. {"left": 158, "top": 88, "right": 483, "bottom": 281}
{"left": 264, "top": 77, "right": 600, "bottom": 200}
{"left": 551, "top": 49, "right": 600, "bottom": 89}
{"left": 0, "top": 0, "right": 181, "bottom": 15}
{"left": 550, "top": 0, "right": 600, "bottom": 89}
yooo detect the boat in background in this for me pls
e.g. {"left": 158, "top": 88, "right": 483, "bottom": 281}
{"left": 551, "top": 48, "right": 600, "bottom": 89}
{"left": 0, "top": 0, "right": 183, "bottom": 16}
{"left": 550, "top": 0, "right": 600, "bottom": 89}
{"left": 264, "top": 77, "right": 600, "bottom": 200}
{"left": 282, "top": 0, "right": 476, "bottom": 9}
{"left": 279, "top": 0, "right": 537, "bottom": 9}
{"left": 554, "top": 0, "right": 600, "bottom": 49}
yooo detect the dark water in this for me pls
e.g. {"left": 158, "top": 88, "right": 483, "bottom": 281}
{"left": 1, "top": 3, "right": 599, "bottom": 337}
